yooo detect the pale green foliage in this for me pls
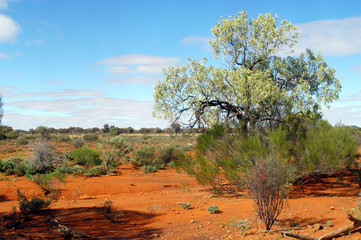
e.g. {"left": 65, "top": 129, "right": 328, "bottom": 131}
{"left": 99, "top": 135, "right": 130, "bottom": 169}
{"left": 153, "top": 11, "right": 340, "bottom": 129}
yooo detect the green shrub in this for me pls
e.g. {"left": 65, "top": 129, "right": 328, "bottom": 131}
{"left": 16, "top": 136, "right": 29, "bottom": 145}
{"left": 70, "top": 146, "right": 102, "bottom": 166}
{"left": 55, "top": 134, "right": 71, "bottom": 143}
{"left": 159, "top": 145, "right": 178, "bottom": 163}
{"left": 0, "top": 158, "right": 15, "bottom": 175}
{"left": 32, "top": 172, "right": 67, "bottom": 196}
{"left": 86, "top": 166, "right": 108, "bottom": 176}
{"left": 141, "top": 163, "right": 164, "bottom": 173}
{"left": 132, "top": 145, "right": 156, "bottom": 167}
{"left": 179, "top": 202, "right": 191, "bottom": 209}
{"left": 99, "top": 135, "right": 130, "bottom": 169}
{"left": 83, "top": 134, "right": 98, "bottom": 142}
{"left": 13, "top": 161, "right": 31, "bottom": 176}
{"left": 207, "top": 204, "right": 219, "bottom": 214}
{"left": 301, "top": 122, "right": 357, "bottom": 173}
{"left": 0, "top": 157, "right": 30, "bottom": 176}
{"left": 17, "top": 190, "right": 51, "bottom": 216}
{"left": 71, "top": 165, "right": 87, "bottom": 176}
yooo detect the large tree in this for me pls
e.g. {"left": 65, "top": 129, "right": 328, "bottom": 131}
{"left": 153, "top": 11, "right": 341, "bottom": 130}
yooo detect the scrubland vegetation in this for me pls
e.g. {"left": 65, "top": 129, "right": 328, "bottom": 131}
{"left": 1, "top": 11, "right": 361, "bottom": 239}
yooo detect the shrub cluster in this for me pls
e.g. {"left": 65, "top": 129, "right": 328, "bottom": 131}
{"left": 131, "top": 144, "right": 181, "bottom": 173}
{"left": 176, "top": 121, "right": 358, "bottom": 230}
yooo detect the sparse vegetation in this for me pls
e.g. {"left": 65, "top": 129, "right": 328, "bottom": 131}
{"left": 207, "top": 204, "right": 219, "bottom": 214}
{"left": 17, "top": 190, "right": 51, "bottom": 216}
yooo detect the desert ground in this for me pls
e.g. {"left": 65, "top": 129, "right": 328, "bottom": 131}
{"left": 1, "top": 141, "right": 361, "bottom": 240}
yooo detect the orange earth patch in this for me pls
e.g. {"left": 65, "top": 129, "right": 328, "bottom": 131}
{"left": 1, "top": 163, "right": 361, "bottom": 239}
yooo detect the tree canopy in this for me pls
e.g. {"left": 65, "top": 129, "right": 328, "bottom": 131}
{"left": 153, "top": 11, "right": 341, "bottom": 130}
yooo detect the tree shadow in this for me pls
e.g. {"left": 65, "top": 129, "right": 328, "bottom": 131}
{"left": 290, "top": 171, "right": 360, "bottom": 198}
{"left": 0, "top": 195, "right": 8, "bottom": 202}
{"left": 1, "top": 206, "right": 161, "bottom": 239}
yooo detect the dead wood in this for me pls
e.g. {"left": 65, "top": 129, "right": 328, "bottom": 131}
{"left": 282, "top": 214, "right": 361, "bottom": 240}
{"left": 47, "top": 216, "right": 93, "bottom": 239}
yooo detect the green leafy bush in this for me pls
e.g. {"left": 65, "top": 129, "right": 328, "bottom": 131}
{"left": 83, "top": 134, "right": 98, "bottom": 142}
{"left": 132, "top": 145, "right": 156, "bottom": 167}
{"left": 179, "top": 202, "right": 191, "bottom": 209}
{"left": 99, "top": 135, "right": 130, "bottom": 169}
{"left": 159, "top": 145, "right": 177, "bottom": 163}
{"left": 70, "top": 146, "right": 102, "bottom": 166}
{"left": 86, "top": 166, "right": 108, "bottom": 177}
{"left": 141, "top": 162, "right": 164, "bottom": 173}
{"left": 16, "top": 136, "right": 29, "bottom": 145}
{"left": 207, "top": 204, "right": 219, "bottom": 214}
{"left": 17, "top": 190, "right": 51, "bottom": 216}
{"left": 32, "top": 171, "right": 67, "bottom": 196}
{"left": 301, "top": 122, "right": 357, "bottom": 173}
{"left": 0, "top": 157, "right": 30, "bottom": 176}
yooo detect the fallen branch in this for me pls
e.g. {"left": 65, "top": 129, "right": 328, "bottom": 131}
{"left": 282, "top": 214, "right": 361, "bottom": 240}
{"left": 48, "top": 216, "right": 92, "bottom": 239}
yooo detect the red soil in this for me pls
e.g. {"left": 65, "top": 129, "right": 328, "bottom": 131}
{"left": 1, "top": 163, "right": 361, "bottom": 240}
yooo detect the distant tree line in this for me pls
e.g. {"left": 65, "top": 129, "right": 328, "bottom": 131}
{"left": 0, "top": 123, "right": 200, "bottom": 140}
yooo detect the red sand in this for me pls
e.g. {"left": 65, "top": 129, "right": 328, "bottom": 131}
{"left": 1, "top": 163, "right": 361, "bottom": 239}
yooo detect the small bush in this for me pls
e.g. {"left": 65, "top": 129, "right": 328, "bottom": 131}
{"left": 85, "top": 166, "right": 108, "bottom": 177}
{"left": 55, "top": 134, "right": 70, "bottom": 143}
{"left": 179, "top": 202, "right": 191, "bottom": 209}
{"left": 71, "top": 138, "right": 85, "bottom": 149}
{"left": 301, "top": 122, "right": 357, "bottom": 173}
{"left": 17, "top": 190, "right": 51, "bottom": 216}
{"left": 159, "top": 145, "right": 177, "bottom": 163}
{"left": 247, "top": 156, "right": 291, "bottom": 230}
{"left": 0, "top": 158, "right": 15, "bottom": 175}
{"left": 13, "top": 161, "right": 31, "bottom": 176}
{"left": 70, "top": 146, "right": 102, "bottom": 166}
{"left": 132, "top": 145, "right": 156, "bottom": 167}
{"left": 16, "top": 136, "right": 29, "bottom": 145}
{"left": 83, "top": 134, "right": 98, "bottom": 142}
{"left": 27, "top": 139, "right": 60, "bottom": 173}
{"left": 32, "top": 172, "right": 67, "bottom": 196}
{"left": 0, "top": 157, "right": 29, "bottom": 176}
{"left": 207, "top": 204, "right": 219, "bottom": 214}
{"left": 99, "top": 135, "right": 130, "bottom": 169}
{"left": 141, "top": 163, "right": 164, "bottom": 173}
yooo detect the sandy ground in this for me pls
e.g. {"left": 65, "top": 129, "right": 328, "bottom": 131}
{"left": 1, "top": 162, "right": 361, "bottom": 240}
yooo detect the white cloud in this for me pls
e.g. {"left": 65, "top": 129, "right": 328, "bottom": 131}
{"left": 0, "top": 13, "right": 20, "bottom": 43}
{"left": 98, "top": 54, "right": 181, "bottom": 75}
{"left": 353, "top": 63, "right": 361, "bottom": 74}
{"left": 1, "top": 87, "right": 169, "bottom": 130}
{"left": 322, "top": 104, "right": 361, "bottom": 127}
{"left": 0, "top": 51, "right": 8, "bottom": 59}
{"left": 45, "top": 80, "right": 66, "bottom": 85}
{"left": 181, "top": 35, "right": 212, "bottom": 53}
{"left": 181, "top": 36, "right": 209, "bottom": 45}
{"left": 2, "top": 95, "right": 168, "bottom": 130}
{"left": 0, "top": 50, "right": 22, "bottom": 59}
{"left": 294, "top": 16, "right": 361, "bottom": 56}
{"left": 0, "top": 0, "right": 9, "bottom": 10}
{"left": 106, "top": 75, "right": 161, "bottom": 85}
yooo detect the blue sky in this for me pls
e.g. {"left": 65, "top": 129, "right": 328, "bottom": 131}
{"left": 0, "top": 0, "right": 360, "bottom": 130}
